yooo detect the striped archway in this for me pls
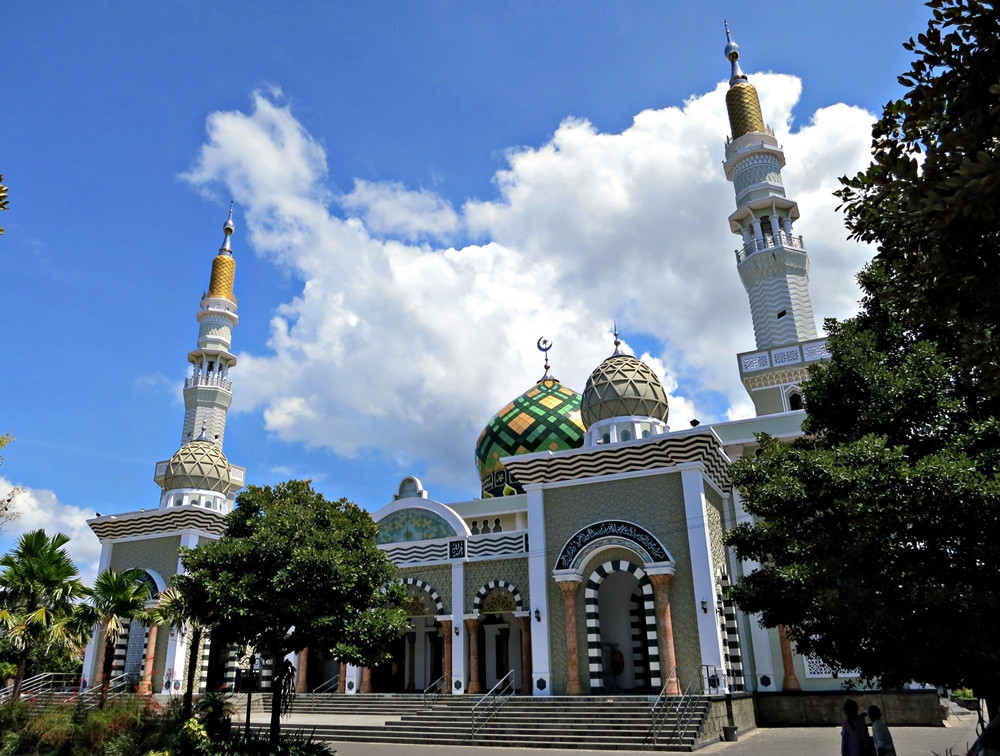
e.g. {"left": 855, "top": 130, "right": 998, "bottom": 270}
{"left": 398, "top": 577, "right": 446, "bottom": 616}
{"left": 584, "top": 559, "right": 661, "bottom": 693}
{"left": 472, "top": 579, "right": 524, "bottom": 614}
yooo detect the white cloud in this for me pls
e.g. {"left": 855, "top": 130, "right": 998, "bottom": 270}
{"left": 181, "top": 77, "right": 874, "bottom": 490}
{"left": 0, "top": 477, "right": 102, "bottom": 586}
{"left": 341, "top": 180, "right": 460, "bottom": 241}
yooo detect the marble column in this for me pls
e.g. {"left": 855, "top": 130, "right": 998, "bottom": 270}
{"left": 517, "top": 615, "right": 533, "bottom": 694}
{"left": 296, "top": 649, "right": 309, "bottom": 693}
{"left": 360, "top": 666, "right": 372, "bottom": 693}
{"left": 557, "top": 580, "right": 583, "bottom": 695}
{"left": 337, "top": 662, "right": 347, "bottom": 693}
{"left": 778, "top": 625, "right": 802, "bottom": 691}
{"left": 465, "top": 617, "right": 483, "bottom": 694}
{"left": 440, "top": 621, "right": 453, "bottom": 694}
{"left": 648, "top": 573, "right": 682, "bottom": 695}
{"left": 138, "top": 624, "right": 158, "bottom": 695}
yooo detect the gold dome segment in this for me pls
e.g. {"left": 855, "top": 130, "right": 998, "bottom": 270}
{"left": 208, "top": 253, "right": 236, "bottom": 302}
{"left": 206, "top": 204, "right": 237, "bottom": 302}
{"left": 723, "top": 22, "right": 765, "bottom": 140}
{"left": 726, "top": 83, "right": 765, "bottom": 139}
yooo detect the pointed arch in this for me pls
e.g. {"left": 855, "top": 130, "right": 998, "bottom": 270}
{"left": 472, "top": 579, "right": 524, "bottom": 614}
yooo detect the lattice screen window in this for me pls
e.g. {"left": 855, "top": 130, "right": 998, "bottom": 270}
{"left": 804, "top": 654, "right": 860, "bottom": 679}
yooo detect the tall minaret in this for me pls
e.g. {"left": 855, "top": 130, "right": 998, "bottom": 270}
{"left": 153, "top": 207, "right": 245, "bottom": 511}
{"left": 722, "top": 25, "right": 826, "bottom": 416}
{"left": 181, "top": 206, "right": 239, "bottom": 447}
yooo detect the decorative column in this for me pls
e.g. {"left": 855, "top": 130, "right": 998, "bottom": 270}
{"left": 406, "top": 632, "right": 416, "bottom": 692}
{"left": 648, "top": 572, "right": 682, "bottom": 695}
{"left": 440, "top": 621, "right": 453, "bottom": 694}
{"left": 557, "top": 579, "right": 583, "bottom": 695}
{"left": 360, "top": 666, "right": 372, "bottom": 694}
{"left": 296, "top": 649, "right": 309, "bottom": 693}
{"left": 138, "top": 624, "right": 158, "bottom": 695}
{"left": 517, "top": 616, "right": 533, "bottom": 694}
{"left": 465, "top": 617, "right": 483, "bottom": 694}
{"left": 337, "top": 662, "right": 347, "bottom": 693}
{"left": 778, "top": 626, "right": 802, "bottom": 691}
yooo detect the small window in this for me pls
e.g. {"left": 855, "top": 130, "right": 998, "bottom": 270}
{"left": 789, "top": 392, "right": 803, "bottom": 410}
{"left": 602, "top": 433, "right": 610, "bottom": 444}
{"left": 777, "top": 309, "right": 787, "bottom": 319}
{"left": 620, "top": 429, "right": 632, "bottom": 441}
{"left": 481, "top": 519, "right": 491, "bottom": 534}
{"left": 642, "top": 430, "right": 651, "bottom": 439}
{"left": 493, "top": 518, "right": 502, "bottom": 533}
{"left": 470, "top": 521, "right": 479, "bottom": 535}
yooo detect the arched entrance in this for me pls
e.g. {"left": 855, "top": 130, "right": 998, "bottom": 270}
{"left": 472, "top": 581, "right": 527, "bottom": 691}
{"left": 584, "top": 560, "right": 660, "bottom": 694}
{"left": 371, "top": 578, "right": 445, "bottom": 693}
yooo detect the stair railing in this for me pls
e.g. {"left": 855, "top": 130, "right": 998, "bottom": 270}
{"left": 0, "top": 672, "right": 82, "bottom": 704}
{"left": 667, "top": 676, "right": 702, "bottom": 746}
{"left": 313, "top": 674, "right": 340, "bottom": 694}
{"left": 422, "top": 675, "right": 445, "bottom": 710}
{"left": 470, "top": 669, "right": 514, "bottom": 742}
{"left": 74, "top": 674, "right": 130, "bottom": 710}
{"left": 647, "top": 667, "right": 676, "bottom": 746}
{"left": 301, "top": 674, "right": 340, "bottom": 712}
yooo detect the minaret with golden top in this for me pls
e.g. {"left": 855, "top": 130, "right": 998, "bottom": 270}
{"left": 180, "top": 205, "right": 240, "bottom": 447}
{"left": 723, "top": 24, "right": 824, "bottom": 416}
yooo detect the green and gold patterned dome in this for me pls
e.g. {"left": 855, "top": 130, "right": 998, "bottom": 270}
{"left": 476, "top": 378, "right": 586, "bottom": 498}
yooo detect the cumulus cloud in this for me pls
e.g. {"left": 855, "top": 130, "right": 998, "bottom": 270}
{"left": 182, "top": 78, "right": 875, "bottom": 489}
{"left": 0, "top": 478, "right": 102, "bottom": 586}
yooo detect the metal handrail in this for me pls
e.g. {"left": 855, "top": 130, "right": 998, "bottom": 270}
{"left": 648, "top": 667, "right": 677, "bottom": 745}
{"left": 669, "top": 676, "right": 701, "bottom": 745}
{"left": 313, "top": 674, "right": 340, "bottom": 694}
{"left": 470, "top": 670, "right": 515, "bottom": 741}
{"left": 422, "top": 675, "right": 445, "bottom": 710}
{"left": 75, "top": 674, "right": 131, "bottom": 709}
{"left": 0, "top": 672, "right": 82, "bottom": 703}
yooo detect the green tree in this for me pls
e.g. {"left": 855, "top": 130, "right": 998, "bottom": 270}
{"left": 149, "top": 585, "right": 207, "bottom": 720}
{"left": 0, "top": 174, "right": 8, "bottom": 235}
{"left": 84, "top": 568, "right": 152, "bottom": 709}
{"left": 727, "top": 0, "right": 1000, "bottom": 718}
{"left": 0, "top": 434, "right": 22, "bottom": 530}
{"left": 179, "top": 480, "right": 408, "bottom": 746}
{"left": 0, "top": 530, "right": 88, "bottom": 702}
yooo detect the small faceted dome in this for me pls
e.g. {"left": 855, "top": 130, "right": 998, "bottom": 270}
{"left": 163, "top": 440, "right": 232, "bottom": 494}
{"left": 476, "top": 379, "right": 586, "bottom": 498}
{"left": 581, "top": 354, "right": 669, "bottom": 428}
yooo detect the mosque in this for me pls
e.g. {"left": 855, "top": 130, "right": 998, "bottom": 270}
{"left": 82, "top": 31, "right": 847, "bottom": 700}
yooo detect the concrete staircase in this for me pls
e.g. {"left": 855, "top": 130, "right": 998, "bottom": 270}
{"left": 260, "top": 693, "right": 711, "bottom": 751}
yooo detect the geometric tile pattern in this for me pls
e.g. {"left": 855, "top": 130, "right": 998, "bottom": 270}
{"left": 583, "top": 560, "right": 660, "bottom": 693}
{"left": 164, "top": 439, "right": 232, "bottom": 494}
{"left": 375, "top": 508, "right": 456, "bottom": 544}
{"left": 581, "top": 355, "right": 669, "bottom": 428}
{"left": 476, "top": 379, "right": 586, "bottom": 498}
{"left": 726, "top": 82, "right": 765, "bottom": 139}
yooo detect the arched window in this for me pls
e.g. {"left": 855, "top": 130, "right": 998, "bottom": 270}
{"left": 789, "top": 392, "right": 803, "bottom": 411}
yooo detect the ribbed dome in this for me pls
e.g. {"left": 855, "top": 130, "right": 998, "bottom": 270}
{"left": 163, "top": 440, "right": 232, "bottom": 494}
{"left": 581, "top": 354, "right": 669, "bottom": 428}
{"left": 475, "top": 379, "right": 586, "bottom": 498}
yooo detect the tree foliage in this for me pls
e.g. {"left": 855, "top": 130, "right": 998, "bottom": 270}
{"left": 0, "top": 530, "right": 88, "bottom": 702}
{"left": 0, "top": 174, "right": 7, "bottom": 235}
{"left": 727, "top": 0, "right": 1000, "bottom": 715}
{"left": 178, "top": 480, "right": 408, "bottom": 745}
{"left": 149, "top": 585, "right": 206, "bottom": 720}
{"left": 0, "top": 433, "right": 22, "bottom": 530}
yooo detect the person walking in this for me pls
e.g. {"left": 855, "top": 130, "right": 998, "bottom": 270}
{"left": 842, "top": 698, "right": 875, "bottom": 756}
{"left": 868, "top": 705, "right": 896, "bottom": 756}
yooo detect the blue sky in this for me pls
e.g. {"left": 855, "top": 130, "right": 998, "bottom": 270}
{"left": 2, "top": 2, "right": 931, "bottom": 580}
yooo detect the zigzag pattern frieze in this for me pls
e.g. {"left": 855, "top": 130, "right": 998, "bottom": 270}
{"left": 504, "top": 434, "right": 729, "bottom": 491}
{"left": 468, "top": 534, "right": 525, "bottom": 558}
{"left": 89, "top": 508, "right": 226, "bottom": 540}
{"left": 383, "top": 541, "right": 449, "bottom": 564}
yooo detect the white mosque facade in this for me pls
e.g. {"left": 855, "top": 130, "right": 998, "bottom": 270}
{"left": 83, "top": 32, "right": 849, "bottom": 699}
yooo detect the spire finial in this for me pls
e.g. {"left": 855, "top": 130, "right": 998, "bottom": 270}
{"left": 537, "top": 337, "right": 555, "bottom": 381}
{"left": 612, "top": 322, "right": 625, "bottom": 356}
{"left": 220, "top": 202, "right": 235, "bottom": 254}
{"left": 197, "top": 422, "right": 209, "bottom": 441}
{"left": 723, "top": 21, "right": 747, "bottom": 85}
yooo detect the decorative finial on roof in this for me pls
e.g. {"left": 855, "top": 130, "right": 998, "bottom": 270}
{"left": 723, "top": 21, "right": 748, "bottom": 86}
{"left": 197, "top": 422, "right": 209, "bottom": 441}
{"left": 612, "top": 322, "right": 625, "bottom": 356}
{"left": 537, "top": 336, "right": 556, "bottom": 381}
{"left": 220, "top": 202, "right": 235, "bottom": 255}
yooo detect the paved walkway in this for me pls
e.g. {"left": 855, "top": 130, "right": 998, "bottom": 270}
{"left": 248, "top": 708, "right": 983, "bottom": 756}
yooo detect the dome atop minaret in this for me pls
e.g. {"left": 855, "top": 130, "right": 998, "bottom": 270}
{"left": 207, "top": 204, "right": 237, "bottom": 302}
{"left": 723, "top": 22, "right": 765, "bottom": 139}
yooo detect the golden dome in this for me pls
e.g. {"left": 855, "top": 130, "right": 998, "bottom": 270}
{"left": 163, "top": 439, "right": 232, "bottom": 494}
{"left": 208, "top": 253, "right": 236, "bottom": 302}
{"left": 726, "top": 82, "right": 765, "bottom": 139}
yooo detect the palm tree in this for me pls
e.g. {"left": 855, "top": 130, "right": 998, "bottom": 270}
{"left": 150, "top": 586, "right": 207, "bottom": 719}
{"left": 86, "top": 568, "right": 152, "bottom": 709}
{"left": 0, "top": 530, "right": 87, "bottom": 702}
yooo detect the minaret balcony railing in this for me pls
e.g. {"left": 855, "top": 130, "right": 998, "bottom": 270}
{"left": 734, "top": 232, "right": 805, "bottom": 263}
{"left": 184, "top": 374, "right": 233, "bottom": 392}
{"left": 725, "top": 124, "right": 775, "bottom": 146}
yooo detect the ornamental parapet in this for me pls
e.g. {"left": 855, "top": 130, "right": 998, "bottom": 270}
{"left": 735, "top": 232, "right": 805, "bottom": 263}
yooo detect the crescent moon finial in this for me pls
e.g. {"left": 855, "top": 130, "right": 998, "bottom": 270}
{"left": 537, "top": 337, "right": 554, "bottom": 381}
